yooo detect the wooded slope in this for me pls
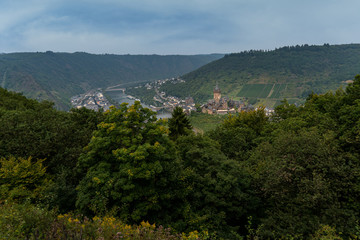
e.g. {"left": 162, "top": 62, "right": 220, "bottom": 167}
{"left": 0, "top": 52, "right": 222, "bottom": 109}
{"left": 160, "top": 44, "right": 360, "bottom": 107}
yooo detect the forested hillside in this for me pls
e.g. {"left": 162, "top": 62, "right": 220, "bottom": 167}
{"left": 0, "top": 52, "right": 222, "bottom": 110}
{"left": 160, "top": 44, "right": 360, "bottom": 107}
{"left": 1, "top": 75, "right": 360, "bottom": 239}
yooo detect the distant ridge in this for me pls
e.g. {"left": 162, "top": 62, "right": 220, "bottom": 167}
{"left": 0, "top": 52, "right": 223, "bottom": 110}
{"left": 159, "top": 44, "right": 360, "bottom": 107}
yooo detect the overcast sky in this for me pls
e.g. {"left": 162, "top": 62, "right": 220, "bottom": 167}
{"left": 1, "top": 0, "right": 360, "bottom": 55}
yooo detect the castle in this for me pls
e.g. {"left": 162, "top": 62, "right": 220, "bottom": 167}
{"left": 201, "top": 83, "right": 252, "bottom": 114}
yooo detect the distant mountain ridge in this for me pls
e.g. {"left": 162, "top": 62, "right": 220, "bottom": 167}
{"left": 0, "top": 52, "right": 223, "bottom": 110}
{"left": 159, "top": 44, "right": 360, "bottom": 107}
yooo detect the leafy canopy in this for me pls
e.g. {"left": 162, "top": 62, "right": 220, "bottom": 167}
{"left": 0, "top": 156, "right": 48, "bottom": 203}
{"left": 76, "top": 102, "right": 181, "bottom": 224}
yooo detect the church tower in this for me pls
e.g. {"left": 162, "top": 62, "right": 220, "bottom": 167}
{"left": 213, "top": 82, "right": 221, "bottom": 104}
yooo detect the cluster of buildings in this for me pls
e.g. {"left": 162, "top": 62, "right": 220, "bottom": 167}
{"left": 71, "top": 90, "right": 111, "bottom": 111}
{"left": 70, "top": 80, "right": 274, "bottom": 116}
{"left": 135, "top": 78, "right": 197, "bottom": 113}
{"left": 169, "top": 97, "right": 196, "bottom": 114}
{"left": 201, "top": 83, "right": 253, "bottom": 114}
{"left": 201, "top": 83, "right": 274, "bottom": 116}
{"left": 131, "top": 79, "right": 275, "bottom": 116}
{"left": 151, "top": 92, "right": 196, "bottom": 114}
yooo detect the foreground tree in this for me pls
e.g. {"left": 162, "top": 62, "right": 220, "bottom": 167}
{"left": 0, "top": 88, "right": 104, "bottom": 212}
{"left": 243, "top": 76, "right": 360, "bottom": 239}
{"left": 76, "top": 102, "right": 182, "bottom": 224}
{"left": 209, "top": 108, "right": 268, "bottom": 162}
{"left": 176, "top": 134, "right": 259, "bottom": 238}
{"left": 249, "top": 125, "right": 357, "bottom": 238}
{"left": 0, "top": 156, "right": 48, "bottom": 203}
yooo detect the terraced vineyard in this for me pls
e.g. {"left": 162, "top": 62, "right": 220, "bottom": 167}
{"left": 270, "top": 84, "right": 287, "bottom": 98}
{"left": 237, "top": 84, "right": 269, "bottom": 98}
{"left": 259, "top": 84, "right": 274, "bottom": 98}
{"left": 236, "top": 83, "right": 298, "bottom": 107}
{"left": 161, "top": 44, "right": 360, "bottom": 108}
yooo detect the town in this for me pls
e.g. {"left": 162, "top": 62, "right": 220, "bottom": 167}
{"left": 127, "top": 78, "right": 275, "bottom": 116}
{"left": 71, "top": 78, "right": 197, "bottom": 114}
{"left": 71, "top": 89, "right": 112, "bottom": 111}
{"left": 71, "top": 78, "right": 274, "bottom": 116}
{"left": 143, "top": 77, "right": 197, "bottom": 114}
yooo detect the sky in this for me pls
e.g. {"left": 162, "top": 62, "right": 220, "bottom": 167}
{"left": 1, "top": 0, "right": 360, "bottom": 55}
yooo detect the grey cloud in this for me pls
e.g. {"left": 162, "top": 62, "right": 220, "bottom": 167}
{"left": 1, "top": 0, "right": 360, "bottom": 54}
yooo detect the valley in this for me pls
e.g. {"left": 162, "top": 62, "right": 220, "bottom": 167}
{"left": 2, "top": 44, "right": 360, "bottom": 111}
{"left": 0, "top": 52, "right": 223, "bottom": 110}
{"left": 2, "top": 44, "right": 360, "bottom": 239}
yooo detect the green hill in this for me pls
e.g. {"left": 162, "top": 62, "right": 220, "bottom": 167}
{"left": 159, "top": 44, "right": 360, "bottom": 107}
{"left": 0, "top": 52, "right": 223, "bottom": 110}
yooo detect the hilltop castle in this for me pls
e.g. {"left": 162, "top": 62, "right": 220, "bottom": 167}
{"left": 201, "top": 83, "right": 251, "bottom": 114}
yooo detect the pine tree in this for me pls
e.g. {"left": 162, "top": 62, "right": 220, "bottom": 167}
{"left": 168, "top": 107, "right": 192, "bottom": 140}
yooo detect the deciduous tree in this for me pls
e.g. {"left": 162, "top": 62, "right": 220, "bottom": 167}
{"left": 76, "top": 102, "right": 181, "bottom": 224}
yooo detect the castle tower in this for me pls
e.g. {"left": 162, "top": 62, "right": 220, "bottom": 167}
{"left": 213, "top": 82, "right": 221, "bottom": 104}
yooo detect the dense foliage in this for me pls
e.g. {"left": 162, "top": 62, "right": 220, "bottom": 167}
{"left": 1, "top": 75, "right": 360, "bottom": 239}
{"left": 160, "top": 44, "right": 360, "bottom": 107}
{"left": 0, "top": 203, "right": 206, "bottom": 240}
{"left": 76, "top": 103, "right": 182, "bottom": 225}
{"left": 0, "top": 52, "right": 222, "bottom": 109}
{"left": 0, "top": 88, "right": 104, "bottom": 211}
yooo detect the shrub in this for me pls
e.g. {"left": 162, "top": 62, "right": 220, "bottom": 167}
{"left": 0, "top": 203, "right": 209, "bottom": 239}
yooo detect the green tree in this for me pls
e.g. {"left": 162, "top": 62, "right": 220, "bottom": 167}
{"left": 43, "top": 107, "right": 105, "bottom": 213}
{"left": 195, "top": 103, "right": 202, "bottom": 112}
{"left": 0, "top": 88, "right": 104, "bottom": 212}
{"left": 209, "top": 108, "right": 268, "bottom": 162}
{"left": 168, "top": 106, "right": 192, "bottom": 140}
{"left": 76, "top": 102, "right": 181, "bottom": 225}
{"left": 176, "top": 134, "right": 259, "bottom": 238}
{"left": 209, "top": 126, "right": 257, "bottom": 162}
{"left": 248, "top": 128, "right": 356, "bottom": 238}
{"left": 337, "top": 75, "right": 360, "bottom": 156}
{"left": 0, "top": 202, "right": 56, "bottom": 240}
{"left": 273, "top": 99, "right": 300, "bottom": 121}
{"left": 0, "top": 156, "right": 49, "bottom": 203}
{"left": 311, "top": 225, "right": 343, "bottom": 240}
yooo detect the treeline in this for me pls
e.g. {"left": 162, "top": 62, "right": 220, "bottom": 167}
{"left": 161, "top": 44, "right": 360, "bottom": 103}
{"left": 1, "top": 75, "right": 360, "bottom": 239}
